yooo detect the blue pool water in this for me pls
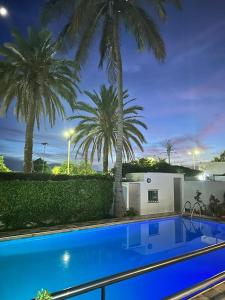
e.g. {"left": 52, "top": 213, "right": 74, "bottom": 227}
{"left": 0, "top": 216, "right": 225, "bottom": 300}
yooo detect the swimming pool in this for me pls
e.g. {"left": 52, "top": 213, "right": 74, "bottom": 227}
{"left": 0, "top": 216, "right": 225, "bottom": 300}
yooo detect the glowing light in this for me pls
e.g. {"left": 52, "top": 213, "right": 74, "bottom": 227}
{"left": 197, "top": 173, "right": 205, "bottom": 181}
{"left": 63, "top": 129, "right": 75, "bottom": 139}
{"left": 0, "top": 6, "right": 8, "bottom": 17}
{"left": 62, "top": 251, "right": 71, "bottom": 266}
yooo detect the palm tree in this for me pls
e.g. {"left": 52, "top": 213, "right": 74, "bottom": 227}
{"left": 0, "top": 28, "right": 79, "bottom": 173}
{"left": 69, "top": 85, "right": 147, "bottom": 173}
{"left": 163, "top": 139, "right": 175, "bottom": 164}
{"left": 42, "top": 0, "right": 181, "bottom": 216}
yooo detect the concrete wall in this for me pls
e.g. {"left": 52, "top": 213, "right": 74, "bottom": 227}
{"left": 183, "top": 181, "right": 225, "bottom": 207}
{"left": 125, "top": 173, "right": 184, "bottom": 216}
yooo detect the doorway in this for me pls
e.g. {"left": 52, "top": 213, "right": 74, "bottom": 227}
{"left": 174, "top": 178, "right": 182, "bottom": 212}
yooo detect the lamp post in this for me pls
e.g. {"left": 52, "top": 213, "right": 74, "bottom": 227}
{"left": 64, "top": 129, "right": 75, "bottom": 175}
{"left": 41, "top": 142, "right": 48, "bottom": 173}
{"left": 188, "top": 149, "right": 200, "bottom": 170}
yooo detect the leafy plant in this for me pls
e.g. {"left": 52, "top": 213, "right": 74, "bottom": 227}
{"left": 0, "top": 176, "right": 113, "bottom": 229}
{"left": 125, "top": 207, "right": 137, "bottom": 217}
{"left": 0, "top": 156, "right": 11, "bottom": 172}
{"left": 53, "top": 161, "right": 96, "bottom": 175}
{"left": 114, "top": 157, "right": 200, "bottom": 178}
{"left": 208, "top": 194, "right": 220, "bottom": 216}
{"left": 69, "top": 85, "right": 147, "bottom": 173}
{"left": 0, "top": 28, "right": 79, "bottom": 173}
{"left": 213, "top": 151, "right": 225, "bottom": 162}
{"left": 35, "top": 289, "right": 52, "bottom": 300}
{"left": 33, "top": 158, "right": 52, "bottom": 174}
{"left": 42, "top": 0, "right": 181, "bottom": 217}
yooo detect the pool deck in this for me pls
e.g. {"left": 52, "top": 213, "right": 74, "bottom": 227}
{"left": 0, "top": 212, "right": 178, "bottom": 241}
{"left": 191, "top": 281, "right": 225, "bottom": 300}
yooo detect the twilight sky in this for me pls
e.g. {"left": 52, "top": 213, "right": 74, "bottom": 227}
{"left": 0, "top": 0, "right": 225, "bottom": 170}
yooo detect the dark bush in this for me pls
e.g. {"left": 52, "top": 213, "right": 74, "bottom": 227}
{"left": 0, "top": 172, "right": 112, "bottom": 181}
{"left": 0, "top": 177, "right": 113, "bottom": 230}
{"left": 114, "top": 158, "right": 201, "bottom": 177}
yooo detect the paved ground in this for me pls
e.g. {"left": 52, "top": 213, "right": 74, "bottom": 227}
{"left": 0, "top": 212, "right": 177, "bottom": 240}
{"left": 191, "top": 282, "right": 225, "bottom": 300}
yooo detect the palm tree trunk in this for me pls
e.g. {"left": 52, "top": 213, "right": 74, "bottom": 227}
{"left": 103, "top": 138, "right": 109, "bottom": 173}
{"left": 24, "top": 102, "right": 35, "bottom": 173}
{"left": 113, "top": 16, "right": 125, "bottom": 217}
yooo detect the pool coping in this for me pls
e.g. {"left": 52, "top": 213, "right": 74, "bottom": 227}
{"left": 0, "top": 212, "right": 178, "bottom": 241}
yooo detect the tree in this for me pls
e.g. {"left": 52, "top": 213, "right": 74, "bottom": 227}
{"left": 33, "top": 158, "right": 52, "bottom": 174}
{"left": 69, "top": 85, "right": 147, "bottom": 173}
{"left": 162, "top": 139, "right": 175, "bottom": 164}
{"left": 213, "top": 151, "right": 225, "bottom": 162}
{"left": 0, "top": 156, "right": 11, "bottom": 172}
{"left": 0, "top": 28, "right": 79, "bottom": 173}
{"left": 42, "top": 0, "right": 181, "bottom": 216}
{"left": 53, "top": 161, "right": 96, "bottom": 175}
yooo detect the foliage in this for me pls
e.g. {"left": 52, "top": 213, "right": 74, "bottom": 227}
{"left": 42, "top": 0, "right": 181, "bottom": 216}
{"left": 0, "top": 27, "right": 79, "bottom": 172}
{"left": 0, "top": 177, "right": 113, "bottom": 230}
{"left": 0, "top": 156, "right": 11, "bottom": 172}
{"left": 208, "top": 194, "right": 220, "bottom": 216}
{"left": 162, "top": 140, "right": 175, "bottom": 164}
{"left": 69, "top": 85, "right": 147, "bottom": 172}
{"left": 54, "top": 161, "right": 96, "bottom": 175}
{"left": 33, "top": 158, "right": 52, "bottom": 174}
{"left": 51, "top": 166, "right": 61, "bottom": 175}
{"left": 213, "top": 151, "right": 225, "bottom": 162}
{"left": 0, "top": 172, "right": 110, "bottom": 181}
{"left": 125, "top": 207, "right": 137, "bottom": 217}
{"left": 35, "top": 290, "right": 52, "bottom": 300}
{"left": 117, "top": 157, "right": 201, "bottom": 178}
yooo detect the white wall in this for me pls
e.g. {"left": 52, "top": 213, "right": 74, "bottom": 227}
{"left": 125, "top": 173, "right": 184, "bottom": 215}
{"left": 183, "top": 181, "right": 225, "bottom": 207}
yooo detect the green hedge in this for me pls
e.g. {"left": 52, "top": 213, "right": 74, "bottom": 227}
{"left": 0, "top": 177, "right": 113, "bottom": 230}
{"left": 0, "top": 172, "right": 112, "bottom": 181}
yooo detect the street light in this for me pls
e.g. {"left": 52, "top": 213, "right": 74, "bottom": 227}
{"left": 64, "top": 129, "right": 75, "bottom": 175}
{"left": 188, "top": 148, "right": 201, "bottom": 170}
{"left": 41, "top": 142, "right": 48, "bottom": 173}
{"left": 0, "top": 6, "right": 8, "bottom": 17}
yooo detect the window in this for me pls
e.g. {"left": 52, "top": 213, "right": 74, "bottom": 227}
{"left": 148, "top": 190, "right": 158, "bottom": 203}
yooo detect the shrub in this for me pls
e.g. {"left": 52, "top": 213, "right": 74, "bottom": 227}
{"left": 33, "top": 158, "right": 52, "bottom": 174}
{"left": 125, "top": 207, "right": 137, "bottom": 217}
{"left": 35, "top": 290, "right": 52, "bottom": 300}
{"left": 0, "top": 176, "right": 113, "bottom": 230}
{"left": 0, "top": 172, "right": 111, "bottom": 181}
{"left": 0, "top": 156, "right": 11, "bottom": 172}
{"left": 52, "top": 161, "right": 96, "bottom": 175}
{"left": 114, "top": 157, "right": 200, "bottom": 177}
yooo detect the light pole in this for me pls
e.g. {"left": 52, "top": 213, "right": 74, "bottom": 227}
{"left": 188, "top": 149, "right": 200, "bottom": 170}
{"left": 64, "top": 129, "right": 75, "bottom": 175}
{"left": 41, "top": 142, "right": 48, "bottom": 173}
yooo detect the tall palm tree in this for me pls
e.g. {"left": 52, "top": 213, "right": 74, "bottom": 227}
{"left": 0, "top": 28, "right": 79, "bottom": 173}
{"left": 42, "top": 0, "right": 181, "bottom": 216}
{"left": 69, "top": 85, "right": 147, "bottom": 173}
{"left": 163, "top": 139, "right": 175, "bottom": 164}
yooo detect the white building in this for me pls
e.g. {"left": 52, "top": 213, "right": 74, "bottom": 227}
{"left": 123, "top": 172, "right": 225, "bottom": 216}
{"left": 123, "top": 172, "right": 184, "bottom": 216}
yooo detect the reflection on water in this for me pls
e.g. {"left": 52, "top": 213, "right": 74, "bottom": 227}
{"left": 1, "top": 216, "right": 225, "bottom": 300}
{"left": 124, "top": 217, "right": 225, "bottom": 256}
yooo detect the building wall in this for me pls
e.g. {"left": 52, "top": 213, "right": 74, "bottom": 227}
{"left": 125, "top": 173, "right": 184, "bottom": 216}
{"left": 183, "top": 181, "right": 225, "bottom": 207}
